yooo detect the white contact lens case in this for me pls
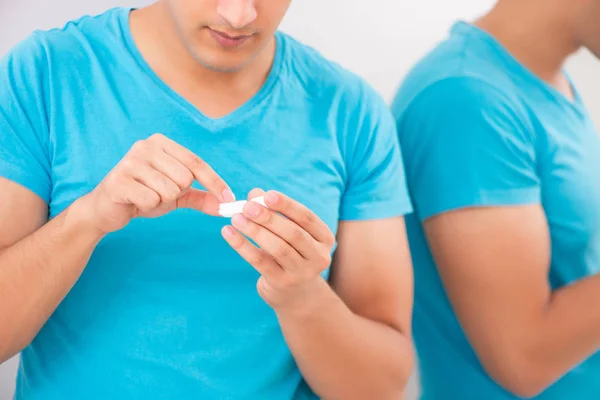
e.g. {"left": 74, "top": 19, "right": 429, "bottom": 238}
{"left": 218, "top": 196, "right": 267, "bottom": 218}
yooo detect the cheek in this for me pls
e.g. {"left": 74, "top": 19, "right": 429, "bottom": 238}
{"left": 216, "top": 0, "right": 236, "bottom": 7}
{"left": 169, "top": 0, "right": 208, "bottom": 28}
{"left": 255, "top": 1, "right": 290, "bottom": 31}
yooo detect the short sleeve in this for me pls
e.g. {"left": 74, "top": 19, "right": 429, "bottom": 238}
{"left": 396, "top": 77, "right": 540, "bottom": 221}
{"left": 339, "top": 87, "right": 413, "bottom": 221}
{"left": 0, "top": 33, "right": 52, "bottom": 203}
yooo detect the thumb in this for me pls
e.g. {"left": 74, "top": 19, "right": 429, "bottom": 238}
{"left": 176, "top": 188, "right": 221, "bottom": 215}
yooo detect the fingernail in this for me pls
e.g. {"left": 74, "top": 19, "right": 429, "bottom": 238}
{"left": 232, "top": 214, "right": 248, "bottom": 227}
{"left": 222, "top": 226, "right": 235, "bottom": 237}
{"left": 244, "top": 202, "right": 260, "bottom": 217}
{"left": 265, "top": 192, "right": 278, "bottom": 205}
{"left": 222, "top": 189, "right": 235, "bottom": 203}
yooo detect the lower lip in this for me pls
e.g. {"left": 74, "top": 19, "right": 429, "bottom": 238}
{"left": 209, "top": 30, "right": 251, "bottom": 48}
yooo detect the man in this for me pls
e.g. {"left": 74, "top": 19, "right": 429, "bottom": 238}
{"left": 393, "top": 0, "right": 600, "bottom": 398}
{"left": 0, "top": 1, "right": 415, "bottom": 399}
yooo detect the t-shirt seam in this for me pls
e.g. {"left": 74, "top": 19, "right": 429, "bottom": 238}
{"left": 399, "top": 75, "right": 521, "bottom": 126}
{"left": 340, "top": 197, "right": 413, "bottom": 220}
{"left": 0, "top": 159, "right": 51, "bottom": 202}
{"left": 418, "top": 185, "right": 541, "bottom": 221}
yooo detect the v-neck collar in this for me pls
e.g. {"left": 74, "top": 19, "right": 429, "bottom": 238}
{"left": 119, "top": 7, "right": 286, "bottom": 131}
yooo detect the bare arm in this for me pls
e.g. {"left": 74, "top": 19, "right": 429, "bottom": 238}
{"left": 0, "top": 134, "right": 232, "bottom": 364}
{"left": 280, "top": 217, "right": 414, "bottom": 400}
{"left": 0, "top": 178, "right": 102, "bottom": 363}
{"left": 221, "top": 191, "right": 414, "bottom": 400}
{"left": 425, "top": 205, "right": 600, "bottom": 397}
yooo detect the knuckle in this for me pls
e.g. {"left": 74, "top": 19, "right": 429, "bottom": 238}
{"left": 319, "top": 251, "right": 332, "bottom": 268}
{"left": 163, "top": 189, "right": 180, "bottom": 204}
{"left": 190, "top": 155, "right": 207, "bottom": 169}
{"left": 138, "top": 195, "right": 159, "bottom": 212}
{"left": 147, "top": 191, "right": 161, "bottom": 208}
{"left": 274, "top": 244, "right": 291, "bottom": 259}
{"left": 160, "top": 177, "right": 179, "bottom": 198}
{"left": 131, "top": 140, "right": 149, "bottom": 154}
{"left": 248, "top": 223, "right": 262, "bottom": 238}
{"left": 173, "top": 184, "right": 183, "bottom": 197}
{"left": 150, "top": 133, "right": 166, "bottom": 142}
{"left": 180, "top": 171, "right": 194, "bottom": 189}
{"left": 158, "top": 174, "right": 170, "bottom": 188}
{"left": 263, "top": 210, "right": 275, "bottom": 226}
{"left": 325, "top": 232, "right": 336, "bottom": 247}
{"left": 291, "top": 228, "right": 305, "bottom": 244}
{"left": 211, "top": 175, "right": 225, "bottom": 191}
{"left": 231, "top": 236, "right": 245, "bottom": 250}
{"left": 103, "top": 170, "right": 120, "bottom": 188}
{"left": 250, "top": 252, "right": 265, "bottom": 266}
{"left": 113, "top": 175, "right": 130, "bottom": 192}
{"left": 120, "top": 156, "right": 138, "bottom": 171}
{"left": 302, "top": 211, "right": 316, "bottom": 227}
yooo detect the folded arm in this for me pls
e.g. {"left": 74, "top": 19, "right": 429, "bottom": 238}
{"left": 425, "top": 204, "right": 600, "bottom": 398}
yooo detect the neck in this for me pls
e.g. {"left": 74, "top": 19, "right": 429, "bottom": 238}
{"left": 130, "top": 3, "right": 275, "bottom": 102}
{"left": 475, "top": 0, "right": 580, "bottom": 95}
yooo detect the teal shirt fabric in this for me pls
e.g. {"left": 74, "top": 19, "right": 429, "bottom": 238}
{"left": 393, "top": 22, "right": 600, "bottom": 399}
{"left": 0, "top": 7, "right": 412, "bottom": 399}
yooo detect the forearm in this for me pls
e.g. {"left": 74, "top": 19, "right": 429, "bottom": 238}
{"left": 481, "top": 273, "right": 600, "bottom": 396}
{"left": 531, "top": 273, "right": 600, "bottom": 378}
{"left": 0, "top": 196, "right": 103, "bottom": 362}
{"left": 277, "top": 278, "right": 413, "bottom": 400}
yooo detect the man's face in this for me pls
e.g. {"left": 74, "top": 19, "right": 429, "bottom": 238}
{"left": 164, "top": 0, "right": 291, "bottom": 72}
{"left": 575, "top": 0, "right": 600, "bottom": 59}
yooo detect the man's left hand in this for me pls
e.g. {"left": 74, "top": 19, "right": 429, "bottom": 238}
{"left": 221, "top": 189, "right": 336, "bottom": 312}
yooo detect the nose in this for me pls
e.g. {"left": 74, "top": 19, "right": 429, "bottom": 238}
{"left": 217, "top": 0, "right": 258, "bottom": 30}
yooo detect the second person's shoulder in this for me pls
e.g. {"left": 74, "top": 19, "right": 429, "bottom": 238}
{"left": 391, "top": 32, "right": 535, "bottom": 148}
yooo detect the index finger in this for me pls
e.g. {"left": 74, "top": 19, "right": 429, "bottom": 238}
{"left": 158, "top": 135, "right": 234, "bottom": 202}
{"left": 263, "top": 190, "right": 335, "bottom": 246}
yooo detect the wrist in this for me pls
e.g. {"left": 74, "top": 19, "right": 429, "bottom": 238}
{"left": 273, "top": 277, "right": 348, "bottom": 321}
{"left": 65, "top": 194, "right": 107, "bottom": 244}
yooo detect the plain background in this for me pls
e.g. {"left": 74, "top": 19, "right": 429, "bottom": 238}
{"left": 0, "top": 1, "right": 598, "bottom": 399}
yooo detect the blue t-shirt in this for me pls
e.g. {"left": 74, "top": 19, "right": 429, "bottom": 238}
{"left": 393, "top": 22, "right": 600, "bottom": 399}
{"left": 0, "top": 7, "right": 412, "bottom": 400}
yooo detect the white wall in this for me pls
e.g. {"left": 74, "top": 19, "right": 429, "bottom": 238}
{"left": 0, "top": 1, "right": 598, "bottom": 399}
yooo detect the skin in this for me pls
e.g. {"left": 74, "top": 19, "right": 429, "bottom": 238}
{"left": 0, "top": 1, "right": 414, "bottom": 398}
{"left": 129, "top": 0, "right": 290, "bottom": 118}
{"left": 224, "top": 190, "right": 414, "bottom": 399}
{"left": 163, "top": 0, "right": 289, "bottom": 73}
{"left": 575, "top": 0, "right": 600, "bottom": 58}
{"left": 423, "top": 0, "right": 600, "bottom": 397}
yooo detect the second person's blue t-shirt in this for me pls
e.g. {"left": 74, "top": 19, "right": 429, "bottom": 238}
{"left": 393, "top": 21, "right": 600, "bottom": 399}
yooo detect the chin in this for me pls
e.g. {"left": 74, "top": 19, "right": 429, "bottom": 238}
{"left": 190, "top": 47, "right": 260, "bottom": 73}
{"left": 194, "top": 56, "right": 251, "bottom": 73}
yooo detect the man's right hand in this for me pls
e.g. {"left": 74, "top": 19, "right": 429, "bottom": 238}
{"left": 81, "top": 133, "right": 234, "bottom": 234}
